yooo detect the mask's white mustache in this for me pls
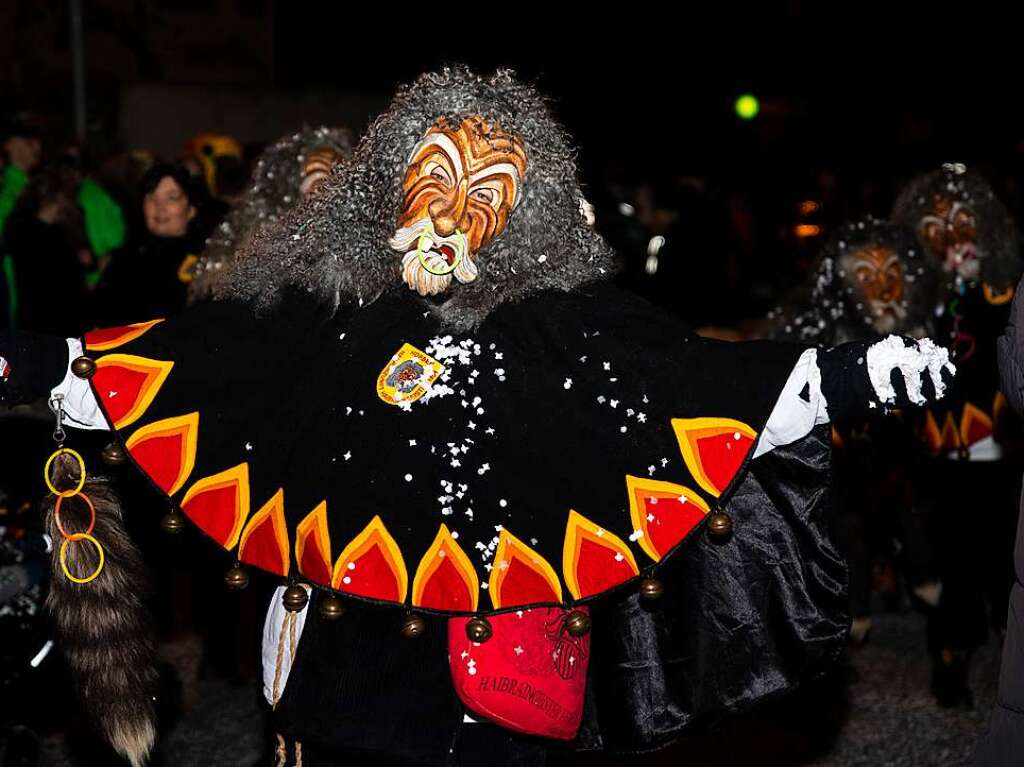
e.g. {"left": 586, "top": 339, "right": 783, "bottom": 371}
{"left": 390, "top": 218, "right": 478, "bottom": 295}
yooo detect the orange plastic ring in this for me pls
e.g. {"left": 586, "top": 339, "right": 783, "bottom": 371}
{"left": 59, "top": 533, "right": 105, "bottom": 584}
{"left": 54, "top": 492, "right": 96, "bottom": 538}
{"left": 44, "top": 448, "right": 86, "bottom": 498}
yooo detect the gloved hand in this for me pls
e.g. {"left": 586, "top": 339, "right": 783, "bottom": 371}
{"left": 0, "top": 330, "right": 69, "bottom": 408}
{"left": 818, "top": 335, "right": 956, "bottom": 420}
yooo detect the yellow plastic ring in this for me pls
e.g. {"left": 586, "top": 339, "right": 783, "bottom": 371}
{"left": 44, "top": 448, "right": 86, "bottom": 498}
{"left": 59, "top": 533, "right": 105, "bottom": 584}
{"left": 416, "top": 230, "right": 464, "bottom": 276}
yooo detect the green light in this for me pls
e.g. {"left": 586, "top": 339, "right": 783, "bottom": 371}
{"left": 735, "top": 94, "right": 759, "bottom": 120}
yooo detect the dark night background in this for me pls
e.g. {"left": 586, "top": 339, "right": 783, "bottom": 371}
{"left": 4, "top": 2, "right": 1024, "bottom": 316}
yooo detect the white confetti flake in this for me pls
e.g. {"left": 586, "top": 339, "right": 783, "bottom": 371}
{"left": 610, "top": 399, "right": 619, "bottom": 408}
{"left": 597, "top": 395, "right": 607, "bottom": 404}
{"left": 648, "top": 465, "right": 656, "bottom": 475}
{"left": 245, "top": 442, "right": 253, "bottom": 451}
{"left": 346, "top": 407, "right": 353, "bottom": 416}
{"left": 405, "top": 474, "right": 413, "bottom": 482}
{"left": 468, "top": 421, "right": 476, "bottom": 430}
{"left": 409, "top": 439, "right": 417, "bottom": 446}
{"left": 451, "top": 531, "right": 459, "bottom": 540}
{"left": 603, "top": 362, "right": 611, "bottom": 371}
{"left": 514, "top": 645, "right": 525, "bottom": 655}
{"left": 344, "top": 451, "right": 352, "bottom": 461}
{"left": 629, "top": 529, "right": 644, "bottom": 541}
{"left": 347, "top": 562, "right": 355, "bottom": 570}
{"left": 499, "top": 499, "right": 508, "bottom": 508}
{"left": 564, "top": 378, "right": 573, "bottom": 390}
{"left": 537, "top": 254, "right": 547, "bottom": 263}
{"left": 637, "top": 413, "right": 647, "bottom": 423}
{"left": 614, "top": 552, "right": 625, "bottom": 562}
{"left": 342, "top": 576, "right": 351, "bottom": 584}
{"left": 620, "top": 426, "right": 628, "bottom": 433}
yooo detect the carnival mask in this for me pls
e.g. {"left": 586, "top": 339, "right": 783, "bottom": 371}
{"left": 390, "top": 116, "right": 527, "bottom": 296}
{"left": 842, "top": 245, "right": 906, "bottom": 334}
{"left": 918, "top": 195, "right": 979, "bottom": 280}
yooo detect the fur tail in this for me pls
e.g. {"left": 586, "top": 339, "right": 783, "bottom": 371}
{"left": 44, "top": 453, "right": 158, "bottom": 766}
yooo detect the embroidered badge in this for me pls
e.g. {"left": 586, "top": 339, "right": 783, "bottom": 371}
{"left": 376, "top": 343, "right": 445, "bottom": 406}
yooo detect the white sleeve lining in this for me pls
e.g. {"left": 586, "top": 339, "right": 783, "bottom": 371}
{"left": 51, "top": 339, "right": 110, "bottom": 431}
{"left": 753, "top": 348, "right": 830, "bottom": 459}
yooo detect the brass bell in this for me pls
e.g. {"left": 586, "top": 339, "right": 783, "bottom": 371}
{"left": 465, "top": 616, "right": 493, "bottom": 643}
{"left": 401, "top": 613, "right": 427, "bottom": 639}
{"left": 224, "top": 563, "right": 249, "bottom": 591}
{"left": 71, "top": 356, "right": 97, "bottom": 379}
{"left": 707, "top": 512, "right": 733, "bottom": 539}
{"left": 565, "top": 609, "right": 591, "bottom": 638}
{"left": 101, "top": 442, "right": 127, "bottom": 466}
{"left": 639, "top": 577, "right": 664, "bottom": 602}
{"left": 160, "top": 509, "right": 185, "bottom": 534}
{"left": 282, "top": 584, "right": 309, "bottom": 612}
{"left": 318, "top": 594, "right": 345, "bottom": 621}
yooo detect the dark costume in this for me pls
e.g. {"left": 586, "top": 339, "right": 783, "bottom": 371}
{"left": 767, "top": 217, "right": 938, "bottom": 629}
{"left": 892, "top": 166, "right": 1024, "bottom": 705}
{"left": 976, "top": 269, "right": 1024, "bottom": 763}
{"left": 0, "top": 69, "right": 956, "bottom": 766}
{"left": 188, "top": 125, "right": 352, "bottom": 300}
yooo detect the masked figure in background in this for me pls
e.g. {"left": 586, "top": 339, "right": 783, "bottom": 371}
{"left": 768, "top": 217, "right": 940, "bottom": 643}
{"left": 893, "top": 164, "right": 1024, "bottom": 706}
{"left": 187, "top": 126, "right": 352, "bottom": 300}
{"left": 1, "top": 69, "right": 955, "bottom": 766}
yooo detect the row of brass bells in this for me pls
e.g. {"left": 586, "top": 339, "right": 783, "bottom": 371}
{"left": 639, "top": 577, "right": 664, "bottom": 602}
{"left": 160, "top": 509, "right": 185, "bottom": 534}
{"left": 282, "top": 584, "right": 309, "bottom": 613}
{"left": 101, "top": 442, "right": 127, "bottom": 466}
{"left": 565, "top": 610, "right": 591, "bottom": 638}
{"left": 224, "top": 563, "right": 249, "bottom": 590}
{"left": 319, "top": 594, "right": 346, "bottom": 621}
{"left": 71, "top": 356, "right": 96, "bottom": 379}
{"left": 707, "top": 511, "right": 733, "bottom": 538}
{"left": 402, "top": 614, "right": 427, "bottom": 639}
{"left": 466, "top": 617, "right": 492, "bottom": 643}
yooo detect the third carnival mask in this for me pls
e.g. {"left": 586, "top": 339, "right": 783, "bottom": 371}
{"left": 390, "top": 116, "right": 528, "bottom": 296}
{"left": 842, "top": 244, "right": 906, "bottom": 334}
{"left": 918, "top": 195, "right": 979, "bottom": 280}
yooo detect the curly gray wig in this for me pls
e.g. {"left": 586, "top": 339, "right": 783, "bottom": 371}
{"left": 190, "top": 125, "right": 352, "bottom": 299}
{"left": 892, "top": 165, "right": 1022, "bottom": 292}
{"left": 768, "top": 216, "right": 935, "bottom": 344}
{"left": 218, "top": 67, "right": 616, "bottom": 329}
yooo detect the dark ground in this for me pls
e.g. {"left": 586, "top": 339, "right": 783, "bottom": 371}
{"left": 35, "top": 610, "right": 999, "bottom": 767}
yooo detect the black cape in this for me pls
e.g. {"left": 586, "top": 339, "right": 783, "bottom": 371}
{"left": 79, "top": 282, "right": 846, "bottom": 754}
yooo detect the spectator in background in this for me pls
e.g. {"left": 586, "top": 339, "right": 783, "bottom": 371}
{"left": 0, "top": 118, "right": 42, "bottom": 236}
{"left": 98, "top": 163, "right": 208, "bottom": 324}
{"left": 3, "top": 163, "right": 92, "bottom": 336}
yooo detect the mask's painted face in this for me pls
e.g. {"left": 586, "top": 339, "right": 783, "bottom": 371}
{"left": 843, "top": 245, "right": 906, "bottom": 334}
{"left": 918, "top": 195, "right": 979, "bottom": 280}
{"left": 389, "top": 116, "right": 527, "bottom": 296}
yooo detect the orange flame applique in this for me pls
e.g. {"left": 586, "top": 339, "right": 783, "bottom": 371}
{"left": 332, "top": 516, "right": 408, "bottom": 603}
{"left": 940, "top": 411, "right": 961, "bottom": 451}
{"left": 238, "top": 488, "right": 290, "bottom": 577}
{"left": 672, "top": 417, "right": 757, "bottom": 498}
{"left": 994, "top": 391, "right": 1008, "bottom": 423}
{"left": 180, "top": 463, "right": 250, "bottom": 550}
{"left": 960, "top": 402, "right": 994, "bottom": 447}
{"left": 92, "top": 354, "right": 173, "bottom": 430}
{"left": 295, "top": 501, "right": 332, "bottom": 587}
{"left": 922, "top": 411, "right": 943, "bottom": 454}
{"left": 562, "top": 510, "right": 639, "bottom": 600}
{"left": 626, "top": 475, "right": 709, "bottom": 562}
{"left": 489, "top": 529, "right": 562, "bottom": 609}
{"left": 412, "top": 524, "right": 479, "bottom": 612}
{"left": 84, "top": 319, "right": 164, "bottom": 352}
{"left": 125, "top": 412, "right": 199, "bottom": 496}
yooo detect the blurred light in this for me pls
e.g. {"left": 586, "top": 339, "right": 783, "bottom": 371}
{"left": 799, "top": 200, "right": 819, "bottom": 215}
{"left": 618, "top": 202, "right": 635, "bottom": 216}
{"left": 647, "top": 236, "right": 666, "bottom": 257}
{"left": 794, "top": 224, "right": 821, "bottom": 238}
{"left": 734, "top": 94, "right": 760, "bottom": 120}
{"left": 30, "top": 640, "right": 54, "bottom": 668}
{"left": 645, "top": 254, "right": 659, "bottom": 275}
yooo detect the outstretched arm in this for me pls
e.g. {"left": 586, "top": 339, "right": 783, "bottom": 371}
{"left": 755, "top": 335, "right": 955, "bottom": 458}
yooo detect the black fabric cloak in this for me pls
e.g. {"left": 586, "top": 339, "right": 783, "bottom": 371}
{"left": 77, "top": 282, "right": 846, "bottom": 756}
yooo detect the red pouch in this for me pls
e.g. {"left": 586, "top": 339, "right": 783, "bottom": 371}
{"left": 447, "top": 607, "right": 589, "bottom": 740}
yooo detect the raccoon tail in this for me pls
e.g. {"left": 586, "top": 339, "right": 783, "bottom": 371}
{"left": 44, "top": 453, "right": 158, "bottom": 767}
